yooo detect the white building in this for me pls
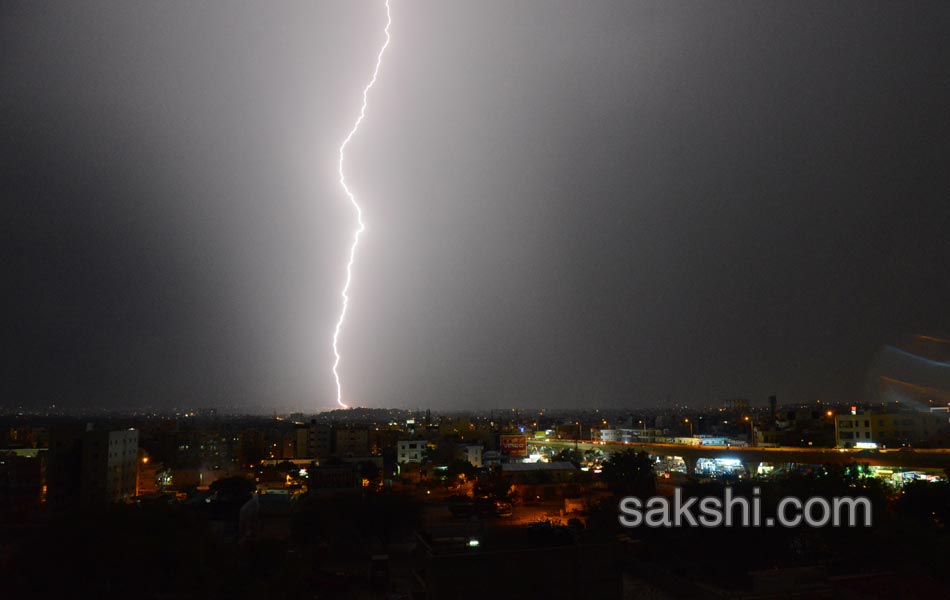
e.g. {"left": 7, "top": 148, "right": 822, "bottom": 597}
{"left": 93, "top": 428, "right": 139, "bottom": 505}
{"left": 397, "top": 440, "right": 427, "bottom": 464}
{"left": 48, "top": 426, "right": 139, "bottom": 509}
{"left": 600, "top": 429, "right": 637, "bottom": 443}
{"left": 836, "top": 409, "right": 948, "bottom": 448}
{"left": 599, "top": 428, "right": 666, "bottom": 444}
{"left": 462, "top": 445, "right": 483, "bottom": 468}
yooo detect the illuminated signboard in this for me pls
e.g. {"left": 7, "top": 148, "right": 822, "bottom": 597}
{"left": 499, "top": 434, "right": 527, "bottom": 457}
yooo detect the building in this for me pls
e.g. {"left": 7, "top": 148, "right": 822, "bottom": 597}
{"left": 835, "top": 409, "right": 948, "bottom": 448}
{"left": 85, "top": 429, "right": 139, "bottom": 505}
{"left": 724, "top": 398, "right": 750, "bottom": 411}
{"left": 461, "top": 445, "right": 482, "bottom": 468}
{"left": 335, "top": 427, "right": 369, "bottom": 457}
{"left": 370, "top": 428, "right": 400, "bottom": 457}
{"left": 308, "top": 464, "right": 361, "bottom": 496}
{"left": 308, "top": 421, "right": 332, "bottom": 458}
{"left": 294, "top": 423, "right": 310, "bottom": 459}
{"left": 136, "top": 456, "right": 165, "bottom": 496}
{"left": 554, "top": 424, "right": 581, "bottom": 440}
{"left": 501, "top": 461, "right": 578, "bottom": 483}
{"left": 238, "top": 429, "right": 267, "bottom": 466}
{"left": 280, "top": 433, "right": 295, "bottom": 459}
{"left": 600, "top": 429, "right": 638, "bottom": 443}
{"left": 47, "top": 426, "right": 139, "bottom": 510}
{"left": 599, "top": 428, "right": 665, "bottom": 444}
{"left": 398, "top": 440, "right": 427, "bottom": 465}
{"left": 0, "top": 449, "right": 44, "bottom": 514}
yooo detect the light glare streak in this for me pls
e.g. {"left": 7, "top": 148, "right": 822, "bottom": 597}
{"left": 332, "top": 1, "right": 392, "bottom": 409}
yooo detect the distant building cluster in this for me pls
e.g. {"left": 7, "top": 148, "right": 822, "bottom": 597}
{"left": 1, "top": 397, "right": 950, "bottom": 598}
{"left": 835, "top": 407, "right": 948, "bottom": 449}
{"left": 1, "top": 398, "right": 949, "bottom": 523}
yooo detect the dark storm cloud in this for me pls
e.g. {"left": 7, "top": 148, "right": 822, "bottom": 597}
{"left": 2, "top": 1, "right": 948, "bottom": 411}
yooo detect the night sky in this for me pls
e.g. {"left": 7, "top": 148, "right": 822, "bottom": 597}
{"left": 3, "top": 1, "right": 949, "bottom": 412}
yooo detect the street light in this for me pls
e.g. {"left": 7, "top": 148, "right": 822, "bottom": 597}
{"left": 828, "top": 410, "right": 839, "bottom": 448}
{"left": 743, "top": 416, "right": 755, "bottom": 447}
{"left": 684, "top": 418, "right": 693, "bottom": 437}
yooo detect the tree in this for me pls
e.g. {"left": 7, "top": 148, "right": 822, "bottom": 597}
{"left": 446, "top": 459, "right": 477, "bottom": 481}
{"left": 599, "top": 450, "right": 655, "bottom": 497}
{"left": 358, "top": 460, "right": 381, "bottom": 483}
{"left": 422, "top": 438, "right": 457, "bottom": 466}
{"left": 524, "top": 468, "right": 554, "bottom": 485}
{"left": 209, "top": 475, "right": 256, "bottom": 505}
{"left": 365, "top": 492, "right": 423, "bottom": 549}
{"left": 292, "top": 491, "right": 422, "bottom": 552}
{"left": 554, "top": 448, "right": 583, "bottom": 467}
{"left": 291, "top": 493, "right": 366, "bottom": 555}
{"left": 896, "top": 479, "right": 950, "bottom": 529}
{"left": 474, "top": 475, "right": 515, "bottom": 503}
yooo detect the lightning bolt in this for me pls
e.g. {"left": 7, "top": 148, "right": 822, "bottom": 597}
{"left": 332, "top": 0, "right": 392, "bottom": 409}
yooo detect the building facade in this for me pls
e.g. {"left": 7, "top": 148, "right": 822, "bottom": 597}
{"left": 334, "top": 427, "right": 369, "bottom": 458}
{"left": 461, "top": 445, "right": 483, "bottom": 468}
{"left": 48, "top": 426, "right": 139, "bottom": 509}
{"left": 397, "top": 440, "right": 427, "bottom": 465}
{"left": 308, "top": 421, "right": 332, "bottom": 458}
{"left": 835, "top": 409, "right": 948, "bottom": 448}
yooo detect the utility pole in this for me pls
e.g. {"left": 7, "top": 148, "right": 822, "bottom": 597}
{"left": 744, "top": 416, "right": 755, "bottom": 447}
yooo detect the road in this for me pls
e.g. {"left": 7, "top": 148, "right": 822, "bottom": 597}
{"left": 529, "top": 438, "right": 950, "bottom": 469}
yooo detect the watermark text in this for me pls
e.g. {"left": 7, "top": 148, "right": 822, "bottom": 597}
{"left": 618, "top": 487, "right": 872, "bottom": 528}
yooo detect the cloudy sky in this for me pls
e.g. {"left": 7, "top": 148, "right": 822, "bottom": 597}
{"left": 3, "top": 1, "right": 948, "bottom": 412}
